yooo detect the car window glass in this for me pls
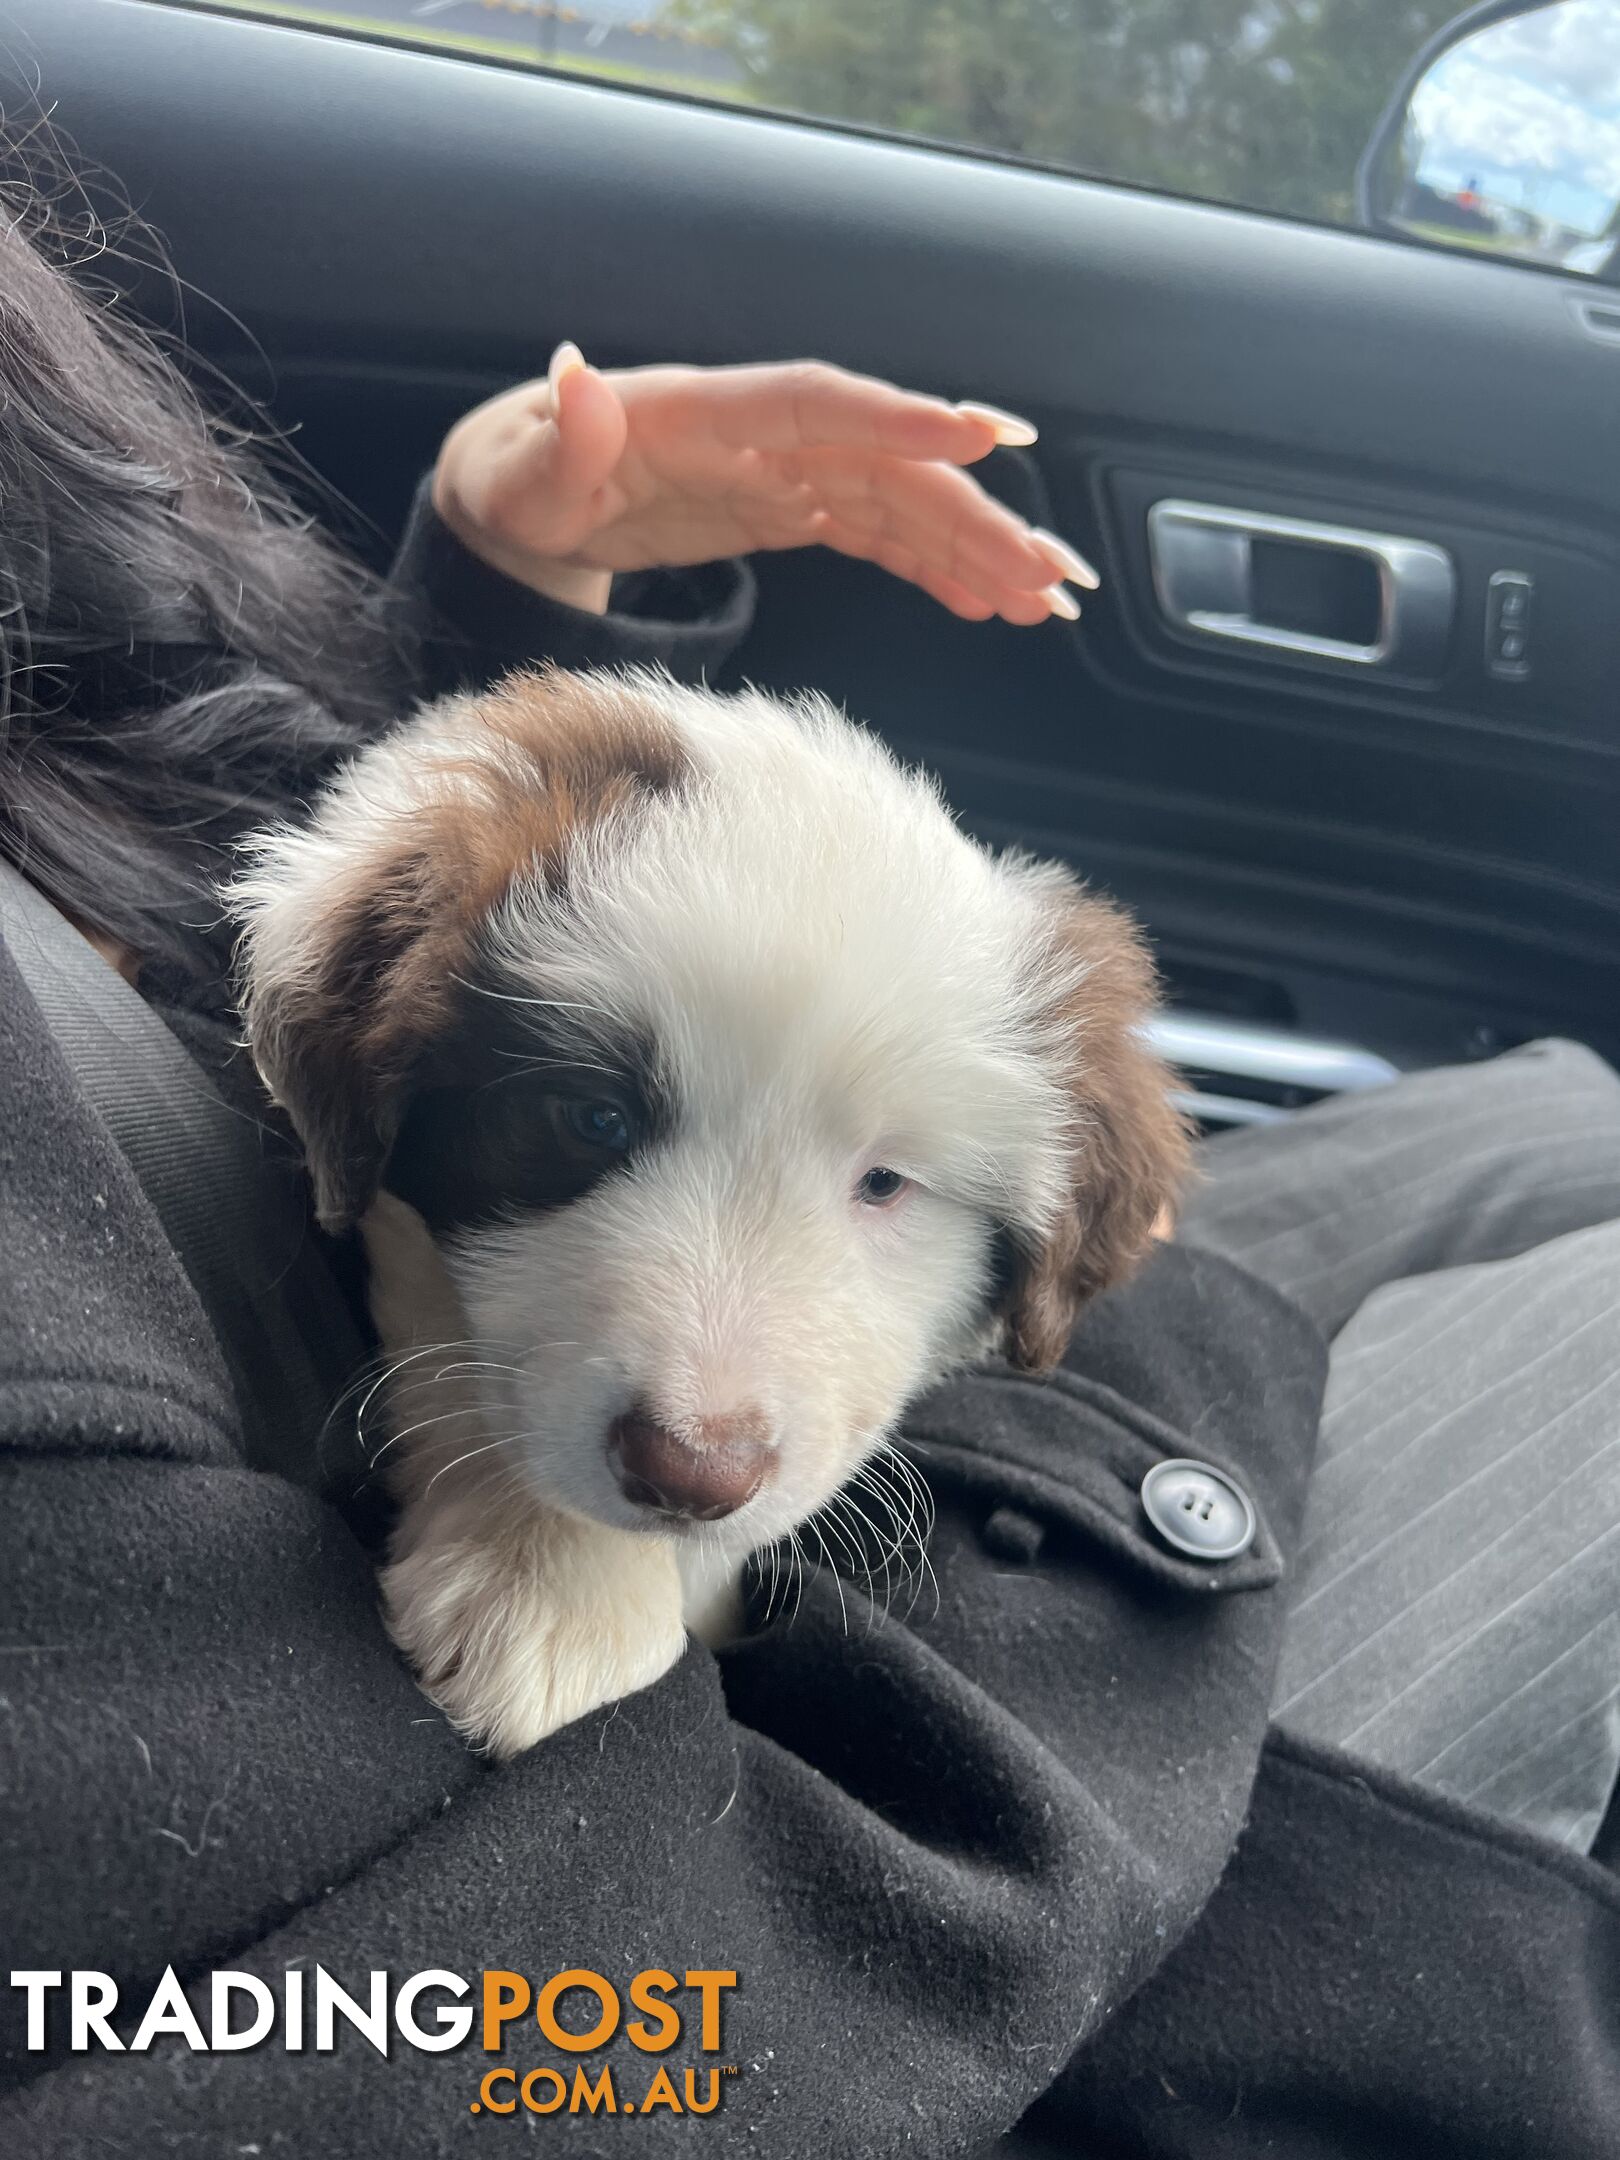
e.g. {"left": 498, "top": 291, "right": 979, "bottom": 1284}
{"left": 162, "top": 2, "right": 1620, "bottom": 280}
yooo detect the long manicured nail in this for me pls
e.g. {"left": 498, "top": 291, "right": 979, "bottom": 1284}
{"left": 957, "top": 400, "right": 1039, "bottom": 447}
{"left": 1032, "top": 526, "right": 1101, "bottom": 591}
{"left": 1043, "top": 583, "right": 1082, "bottom": 621}
{"left": 548, "top": 340, "right": 587, "bottom": 397}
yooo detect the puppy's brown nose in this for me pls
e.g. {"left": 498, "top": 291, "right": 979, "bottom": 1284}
{"left": 608, "top": 1405, "right": 770, "bottom": 1521}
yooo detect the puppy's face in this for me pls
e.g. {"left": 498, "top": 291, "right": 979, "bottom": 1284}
{"left": 232, "top": 669, "right": 1186, "bottom": 1556}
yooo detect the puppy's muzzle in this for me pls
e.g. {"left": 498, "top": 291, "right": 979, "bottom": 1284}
{"left": 608, "top": 1404, "right": 770, "bottom": 1522}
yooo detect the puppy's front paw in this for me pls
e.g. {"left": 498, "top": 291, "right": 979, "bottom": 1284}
{"left": 381, "top": 1504, "right": 686, "bottom": 1759}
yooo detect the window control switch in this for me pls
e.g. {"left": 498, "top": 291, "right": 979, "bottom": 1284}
{"left": 1486, "top": 571, "right": 1533, "bottom": 679}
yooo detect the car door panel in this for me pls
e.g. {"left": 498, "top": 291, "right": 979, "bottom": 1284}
{"left": 18, "top": 0, "right": 1619, "bottom": 1075}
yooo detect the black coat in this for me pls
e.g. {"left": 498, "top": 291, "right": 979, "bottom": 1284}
{"left": 1, "top": 509, "right": 1615, "bottom": 2157}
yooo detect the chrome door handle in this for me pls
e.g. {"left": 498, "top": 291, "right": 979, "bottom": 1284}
{"left": 1147, "top": 500, "right": 1455, "bottom": 675}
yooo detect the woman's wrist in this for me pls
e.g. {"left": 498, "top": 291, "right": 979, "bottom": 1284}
{"left": 429, "top": 465, "right": 613, "bottom": 617}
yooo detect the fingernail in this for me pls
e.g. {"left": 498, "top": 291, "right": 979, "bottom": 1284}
{"left": 1043, "top": 583, "right": 1082, "bottom": 621}
{"left": 1031, "top": 527, "right": 1101, "bottom": 591}
{"left": 548, "top": 340, "right": 587, "bottom": 395}
{"left": 957, "top": 400, "right": 1039, "bottom": 447}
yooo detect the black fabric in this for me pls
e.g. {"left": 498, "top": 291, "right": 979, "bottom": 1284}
{"left": 904, "top": 1360, "right": 1286, "bottom": 1598}
{"left": 1008, "top": 1729, "right": 1620, "bottom": 2157}
{"left": 396, "top": 479, "right": 757, "bottom": 698}
{"left": 0, "top": 856, "right": 365, "bottom": 1488}
{"left": 0, "top": 940, "right": 1324, "bottom": 2150}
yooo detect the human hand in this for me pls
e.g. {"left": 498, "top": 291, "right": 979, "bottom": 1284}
{"left": 432, "top": 345, "right": 1098, "bottom": 623}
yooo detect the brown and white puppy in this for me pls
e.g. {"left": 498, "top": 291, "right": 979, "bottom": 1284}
{"left": 230, "top": 666, "right": 1187, "bottom": 1757}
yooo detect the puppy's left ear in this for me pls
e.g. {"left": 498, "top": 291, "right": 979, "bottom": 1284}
{"left": 998, "top": 876, "right": 1192, "bottom": 1374}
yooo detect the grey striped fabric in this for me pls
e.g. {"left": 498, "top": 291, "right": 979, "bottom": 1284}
{"left": 1181, "top": 1039, "right": 1620, "bottom": 1852}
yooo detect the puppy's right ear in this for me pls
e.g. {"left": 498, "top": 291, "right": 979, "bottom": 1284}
{"left": 227, "top": 668, "right": 691, "bottom": 1229}
{"left": 229, "top": 813, "right": 484, "bottom": 1232}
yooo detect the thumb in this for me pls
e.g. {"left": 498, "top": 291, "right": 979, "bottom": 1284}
{"left": 521, "top": 342, "right": 628, "bottom": 514}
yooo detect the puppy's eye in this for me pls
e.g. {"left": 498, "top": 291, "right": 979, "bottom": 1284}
{"left": 558, "top": 1097, "right": 635, "bottom": 1154}
{"left": 856, "top": 1166, "right": 910, "bottom": 1206}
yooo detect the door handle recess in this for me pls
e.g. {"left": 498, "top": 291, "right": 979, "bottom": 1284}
{"left": 1147, "top": 500, "right": 1455, "bottom": 675}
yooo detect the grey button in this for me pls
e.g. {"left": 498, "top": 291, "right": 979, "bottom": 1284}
{"left": 1140, "top": 1458, "right": 1256, "bottom": 1561}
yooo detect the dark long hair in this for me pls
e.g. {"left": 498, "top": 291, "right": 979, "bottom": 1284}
{"left": 0, "top": 176, "right": 409, "bottom": 984}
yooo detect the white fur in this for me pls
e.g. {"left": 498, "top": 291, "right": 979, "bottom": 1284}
{"left": 235, "top": 672, "right": 1099, "bottom": 1757}
{"left": 454, "top": 685, "right": 1076, "bottom": 1546}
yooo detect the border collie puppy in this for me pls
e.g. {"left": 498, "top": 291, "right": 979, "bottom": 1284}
{"left": 231, "top": 666, "right": 1187, "bottom": 1757}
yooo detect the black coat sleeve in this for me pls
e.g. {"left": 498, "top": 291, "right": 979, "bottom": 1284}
{"left": 389, "top": 481, "right": 756, "bottom": 700}
{"left": 0, "top": 946, "right": 1325, "bottom": 2157}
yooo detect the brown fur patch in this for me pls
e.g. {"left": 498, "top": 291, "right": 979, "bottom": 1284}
{"left": 254, "top": 667, "right": 687, "bottom": 1227}
{"left": 999, "top": 884, "right": 1192, "bottom": 1373}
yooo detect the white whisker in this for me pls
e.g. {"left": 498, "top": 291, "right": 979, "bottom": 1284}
{"left": 422, "top": 1434, "right": 518, "bottom": 1496}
